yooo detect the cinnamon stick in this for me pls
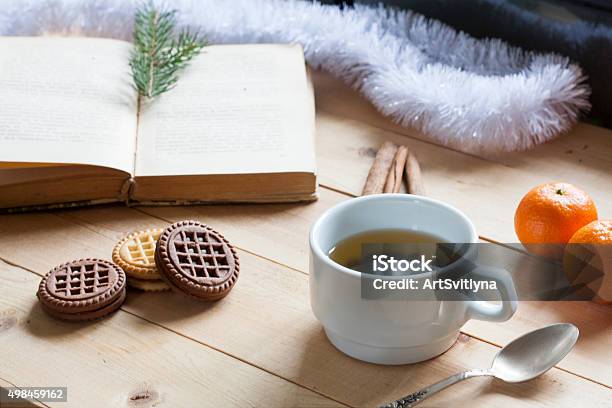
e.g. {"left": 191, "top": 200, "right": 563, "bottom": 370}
{"left": 405, "top": 151, "right": 426, "bottom": 195}
{"left": 362, "top": 141, "right": 398, "bottom": 195}
{"left": 383, "top": 145, "right": 408, "bottom": 193}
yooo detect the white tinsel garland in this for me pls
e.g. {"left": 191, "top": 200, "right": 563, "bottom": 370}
{"left": 0, "top": 0, "right": 591, "bottom": 153}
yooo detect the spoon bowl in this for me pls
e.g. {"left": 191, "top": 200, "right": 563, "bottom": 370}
{"left": 491, "top": 323, "right": 580, "bottom": 383}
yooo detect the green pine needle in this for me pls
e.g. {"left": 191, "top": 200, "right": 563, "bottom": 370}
{"left": 130, "top": 2, "right": 206, "bottom": 99}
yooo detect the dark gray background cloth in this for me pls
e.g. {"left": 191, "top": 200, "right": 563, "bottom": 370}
{"left": 322, "top": 0, "right": 612, "bottom": 127}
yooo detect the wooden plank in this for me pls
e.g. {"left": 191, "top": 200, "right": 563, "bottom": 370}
{"left": 0, "top": 212, "right": 610, "bottom": 407}
{"left": 8, "top": 197, "right": 612, "bottom": 388}
{"left": 314, "top": 112, "right": 612, "bottom": 244}
{"left": 0, "top": 261, "right": 343, "bottom": 408}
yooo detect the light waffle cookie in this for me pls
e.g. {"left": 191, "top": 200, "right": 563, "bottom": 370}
{"left": 155, "top": 220, "right": 239, "bottom": 301}
{"left": 113, "top": 228, "right": 164, "bottom": 280}
{"left": 127, "top": 276, "right": 170, "bottom": 292}
{"left": 37, "top": 259, "right": 126, "bottom": 321}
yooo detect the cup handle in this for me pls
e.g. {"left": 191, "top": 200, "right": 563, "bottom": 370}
{"left": 466, "top": 265, "right": 518, "bottom": 322}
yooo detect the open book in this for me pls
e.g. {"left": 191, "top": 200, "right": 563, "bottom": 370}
{"left": 0, "top": 37, "right": 317, "bottom": 211}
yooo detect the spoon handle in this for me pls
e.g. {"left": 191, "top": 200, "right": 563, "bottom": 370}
{"left": 379, "top": 369, "right": 491, "bottom": 408}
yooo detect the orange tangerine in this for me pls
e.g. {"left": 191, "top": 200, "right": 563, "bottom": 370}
{"left": 515, "top": 182, "right": 597, "bottom": 258}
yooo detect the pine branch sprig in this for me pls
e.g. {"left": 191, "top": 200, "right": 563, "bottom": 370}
{"left": 130, "top": 3, "right": 206, "bottom": 99}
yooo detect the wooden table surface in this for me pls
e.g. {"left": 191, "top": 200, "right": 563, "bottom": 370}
{"left": 1, "top": 71, "right": 611, "bottom": 408}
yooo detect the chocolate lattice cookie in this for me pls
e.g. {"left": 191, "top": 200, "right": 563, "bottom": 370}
{"left": 37, "top": 258, "right": 126, "bottom": 321}
{"left": 155, "top": 220, "right": 239, "bottom": 301}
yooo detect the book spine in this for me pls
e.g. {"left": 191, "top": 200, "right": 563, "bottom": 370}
{"left": 120, "top": 177, "right": 136, "bottom": 206}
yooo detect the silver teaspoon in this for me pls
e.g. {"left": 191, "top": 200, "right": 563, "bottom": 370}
{"left": 380, "top": 323, "right": 579, "bottom": 408}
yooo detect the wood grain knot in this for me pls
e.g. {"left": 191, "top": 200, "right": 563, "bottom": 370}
{"left": 0, "top": 309, "right": 17, "bottom": 333}
{"left": 358, "top": 147, "right": 377, "bottom": 158}
{"left": 128, "top": 386, "right": 160, "bottom": 407}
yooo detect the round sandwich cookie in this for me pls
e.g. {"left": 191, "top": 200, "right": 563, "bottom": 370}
{"left": 155, "top": 220, "right": 239, "bottom": 301}
{"left": 37, "top": 259, "right": 126, "bottom": 321}
{"left": 112, "top": 228, "right": 164, "bottom": 280}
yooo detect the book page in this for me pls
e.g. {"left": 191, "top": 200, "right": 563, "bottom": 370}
{"left": 0, "top": 37, "right": 137, "bottom": 173}
{"left": 135, "top": 44, "right": 316, "bottom": 177}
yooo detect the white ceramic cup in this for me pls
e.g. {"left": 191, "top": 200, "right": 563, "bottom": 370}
{"left": 309, "top": 194, "right": 518, "bottom": 365}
